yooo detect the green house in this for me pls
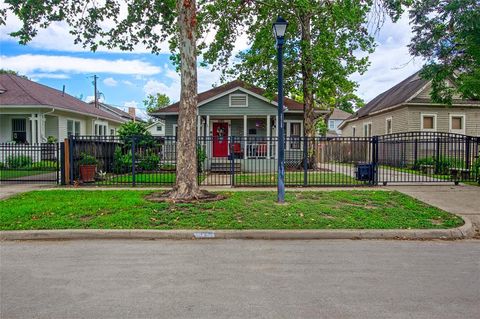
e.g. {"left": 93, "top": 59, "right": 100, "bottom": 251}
{"left": 151, "top": 80, "right": 327, "bottom": 169}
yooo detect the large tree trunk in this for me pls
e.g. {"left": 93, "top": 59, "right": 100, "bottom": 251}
{"left": 168, "top": 0, "right": 204, "bottom": 200}
{"left": 300, "top": 13, "right": 316, "bottom": 168}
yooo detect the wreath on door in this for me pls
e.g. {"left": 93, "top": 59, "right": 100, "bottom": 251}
{"left": 217, "top": 126, "right": 225, "bottom": 143}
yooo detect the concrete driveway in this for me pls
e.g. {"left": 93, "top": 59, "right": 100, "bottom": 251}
{"left": 389, "top": 184, "right": 480, "bottom": 235}
{"left": 1, "top": 240, "right": 479, "bottom": 319}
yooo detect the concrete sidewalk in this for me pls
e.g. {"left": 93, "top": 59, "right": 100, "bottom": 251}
{"left": 389, "top": 184, "right": 480, "bottom": 236}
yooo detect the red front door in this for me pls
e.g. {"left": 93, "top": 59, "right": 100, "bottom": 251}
{"left": 213, "top": 122, "right": 229, "bottom": 157}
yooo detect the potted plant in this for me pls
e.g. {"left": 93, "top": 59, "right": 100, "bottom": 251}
{"left": 79, "top": 153, "right": 98, "bottom": 182}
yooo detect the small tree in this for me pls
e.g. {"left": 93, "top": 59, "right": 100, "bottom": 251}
{"left": 117, "top": 121, "right": 154, "bottom": 147}
{"left": 144, "top": 93, "right": 171, "bottom": 115}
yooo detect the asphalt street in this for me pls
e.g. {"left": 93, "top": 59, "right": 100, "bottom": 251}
{"left": 1, "top": 239, "right": 479, "bottom": 319}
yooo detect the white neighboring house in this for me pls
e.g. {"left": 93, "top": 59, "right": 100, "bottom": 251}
{"left": 146, "top": 120, "right": 166, "bottom": 137}
{"left": 0, "top": 74, "right": 128, "bottom": 144}
{"left": 326, "top": 108, "right": 352, "bottom": 136}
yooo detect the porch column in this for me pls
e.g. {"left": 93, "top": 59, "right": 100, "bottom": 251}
{"left": 243, "top": 115, "right": 248, "bottom": 159}
{"left": 206, "top": 115, "right": 210, "bottom": 157}
{"left": 29, "top": 114, "right": 38, "bottom": 144}
{"left": 267, "top": 115, "right": 271, "bottom": 158}
{"left": 275, "top": 115, "right": 278, "bottom": 159}
{"left": 197, "top": 115, "right": 201, "bottom": 137}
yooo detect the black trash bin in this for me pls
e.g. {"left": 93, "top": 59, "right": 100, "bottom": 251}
{"left": 355, "top": 162, "right": 374, "bottom": 181}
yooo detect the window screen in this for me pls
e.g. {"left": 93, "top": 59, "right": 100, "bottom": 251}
{"left": 451, "top": 117, "right": 462, "bottom": 130}
{"left": 423, "top": 116, "right": 434, "bottom": 129}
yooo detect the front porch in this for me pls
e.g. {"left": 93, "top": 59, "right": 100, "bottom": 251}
{"left": 196, "top": 115, "right": 304, "bottom": 160}
{"left": 0, "top": 113, "right": 58, "bottom": 144}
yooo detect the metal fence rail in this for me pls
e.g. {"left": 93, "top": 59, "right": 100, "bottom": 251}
{"left": 0, "top": 143, "right": 60, "bottom": 183}
{"left": 66, "top": 132, "right": 480, "bottom": 187}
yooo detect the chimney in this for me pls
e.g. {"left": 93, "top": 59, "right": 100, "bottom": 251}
{"left": 128, "top": 107, "right": 136, "bottom": 122}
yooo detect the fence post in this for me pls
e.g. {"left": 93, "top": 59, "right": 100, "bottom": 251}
{"left": 465, "top": 136, "right": 471, "bottom": 171}
{"left": 131, "top": 137, "right": 136, "bottom": 187}
{"left": 371, "top": 136, "right": 379, "bottom": 185}
{"left": 68, "top": 135, "right": 74, "bottom": 185}
{"left": 230, "top": 135, "right": 235, "bottom": 187}
{"left": 60, "top": 142, "right": 65, "bottom": 185}
{"left": 303, "top": 135, "right": 308, "bottom": 186}
{"left": 435, "top": 136, "right": 441, "bottom": 174}
{"left": 413, "top": 138, "right": 418, "bottom": 169}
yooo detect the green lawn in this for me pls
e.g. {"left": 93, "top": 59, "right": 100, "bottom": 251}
{"left": 235, "top": 171, "right": 361, "bottom": 185}
{"left": 99, "top": 172, "right": 177, "bottom": 184}
{"left": 97, "top": 172, "right": 206, "bottom": 185}
{"left": 0, "top": 170, "right": 56, "bottom": 180}
{"left": 0, "top": 190, "right": 463, "bottom": 230}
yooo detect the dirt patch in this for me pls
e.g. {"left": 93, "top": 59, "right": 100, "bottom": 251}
{"left": 145, "top": 190, "right": 226, "bottom": 203}
{"left": 429, "top": 219, "right": 444, "bottom": 226}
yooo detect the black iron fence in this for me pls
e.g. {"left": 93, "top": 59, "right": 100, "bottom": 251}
{"left": 65, "top": 132, "right": 479, "bottom": 187}
{"left": 0, "top": 143, "right": 60, "bottom": 183}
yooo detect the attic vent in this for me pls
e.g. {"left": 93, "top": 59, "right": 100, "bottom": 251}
{"left": 229, "top": 94, "right": 248, "bottom": 107}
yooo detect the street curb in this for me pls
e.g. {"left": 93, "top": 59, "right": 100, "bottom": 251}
{"left": 0, "top": 216, "right": 473, "bottom": 241}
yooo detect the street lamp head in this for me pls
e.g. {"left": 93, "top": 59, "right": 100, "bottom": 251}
{"left": 273, "top": 16, "right": 288, "bottom": 40}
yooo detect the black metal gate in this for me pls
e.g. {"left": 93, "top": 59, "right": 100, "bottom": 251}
{"left": 376, "top": 132, "right": 479, "bottom": 185}
{"left": 0, "top": 143, "right": 61, "bottom": 184}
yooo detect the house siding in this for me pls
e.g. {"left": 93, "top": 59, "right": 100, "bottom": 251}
{"left": 44, "top": 115, "right": 58, "bottom": 139}
{"left": 199, "top": 89, "right": 277, "bottom": 116}
{"left": 342, "top": 105, "right": 480, "bottom": 137}
{"left": 407, "top": 106, "right": 480, "bottom": 136}
{"left": 342, "top": 107, "right": 409, "bottom": 137}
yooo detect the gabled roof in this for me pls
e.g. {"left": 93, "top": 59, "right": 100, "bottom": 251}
{"left": 91, "top": 101, "right": 135, "bottom": 120}
{"left": 329, "top": 108, "right": 352, "bottom": 120}
{"left": 0, "top": 74, "right": 125, "bottom": 123}
{"left": 151, "top": 80, "right": 305, "bottom": 115}
{"left": 146, "top": 120, "right": 165, "bottom": 129}
{"left": 340, "top": 71, "right": 480, "bottom": 128}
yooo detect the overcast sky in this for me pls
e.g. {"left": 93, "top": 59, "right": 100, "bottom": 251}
{"left": 0, "top": 11, "right": 423, "bottom": 119}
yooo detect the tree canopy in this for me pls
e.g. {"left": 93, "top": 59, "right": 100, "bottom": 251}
{"left": 199, "top": 0, "right": 408, "bottom": 136}
{"left": 408, "top": 0, "right": 480, "bottom": 104}
{"left": 144, "top": 93, "right": 171, "bottom": 114}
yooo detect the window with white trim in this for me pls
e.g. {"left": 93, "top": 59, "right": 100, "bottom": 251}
{"left": 328, "top": 120, "right": 336, "bottom": 130}
{"left": 156, "top": 125, "right": 163, "bottom": 132}
{"left": 95, "top": 123, "right": 107, "bottom": 136}
{"left": 421, "top": 114, "right": 437, "bottom": 131}
{"left": 363, "top": 122, "right": 372, "bottom": 137}
{"left": 67, "top": 120, "right": 81, "bottom": 136}
{"left": 449, "top": 114, "right": 465, "bottom": 134}
{"left": 386, "top": 117, "right": 392, "bottom": 134}
{"left": 229, "top": 94, "right": 248, "bottom": 107}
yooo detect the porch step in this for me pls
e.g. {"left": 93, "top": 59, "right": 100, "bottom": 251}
{"left": 210, "top": 162, "right": 242, "bottom": 173}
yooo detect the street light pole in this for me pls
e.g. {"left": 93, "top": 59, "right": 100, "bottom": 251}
{"left": 273, "top": 16, "right": 288, "bottom": 204}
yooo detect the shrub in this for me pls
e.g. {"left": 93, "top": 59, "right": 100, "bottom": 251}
{"left": 46, "top": 136, "right": 58, "bottom": 144}
{"left": 415, "top": 156, "right": 465, "bottom": 175}
{"left": 79, "top": 153, "right": 98, "bottom": 165}
{"left": 197, "top": 145, "right": 207, "bottom": 172}
{"left": 6, "top": 155, "right": 32, "bottom": 168}
{"left": 0, "top": 162, "right": 4, "bottom": 169}
{"left": 138, "top": 152, "right": 160, "bottom": 171}
{"left": 160, "top": 164, "right": 176, "bottom": 171}
{"left": 113, "top": 147, "right": 132, "bottom": 174}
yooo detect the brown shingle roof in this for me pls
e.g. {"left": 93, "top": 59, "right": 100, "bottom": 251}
{"left": 0, "top": 74, "right": 125, "bottom": 123}
{"left": 329, "top": 108, "right": 352, "bottom": 120}
{"left": 92, "top": 101, "right": 134, "bottom": 120}
{"left": 152, "top": 80, "right": 304, "bottom": 114}
{"left": 347, "top": 72, "right": 428, "bottom": 121}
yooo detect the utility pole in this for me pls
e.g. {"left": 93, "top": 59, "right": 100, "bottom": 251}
{"left": 93, "top": 75, "right": 98, "bottom": 108}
